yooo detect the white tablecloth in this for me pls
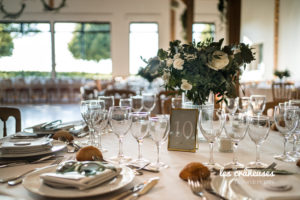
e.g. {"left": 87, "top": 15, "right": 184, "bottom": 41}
{"left": 0, "top": 129, "right": 300, "bottom": 200}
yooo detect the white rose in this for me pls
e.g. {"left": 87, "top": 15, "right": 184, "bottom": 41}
{"left": 173, "top": 58, "right": 184, "bottom": 70}
{"left": 207, "top": 50, "right": 229, "bottom": 71}
{"left": 181, "top": 79, "right": 192, "bottom": 91}
{"left": 166, "top": 58, "right": 173, "bottom": 67}
{"left": 162, "top": 72, "right": 170, "bottom": 82}
{"left": 174, "top": 53, "right": 180, "bottom": 59}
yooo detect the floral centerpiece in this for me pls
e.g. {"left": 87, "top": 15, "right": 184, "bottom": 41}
{"left": 145, "top": 38, "right": 255, "bottom": 105}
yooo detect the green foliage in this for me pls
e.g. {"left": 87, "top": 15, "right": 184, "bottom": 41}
{"left": 137, "top": 57, "right": 161, "bottom": 83}
{"left": 68, "top": 24, "right": 111, "bottom": 62}
{"left": 154, "top": 38, "right": 255, "bottom": 105}
{"left": 274, "top": 69, "right": 290, "bottom": 80}
{"left": 0, "top": 24, "right": 14, "bottom": 57}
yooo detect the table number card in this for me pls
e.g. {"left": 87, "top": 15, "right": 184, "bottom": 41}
{"left": 168, "top": 108, "right": 198, "bottom": 152}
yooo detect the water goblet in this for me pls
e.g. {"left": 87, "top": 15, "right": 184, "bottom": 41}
{"left": 250, "top": 95, "right": 266, "bottom": 115}
{"left": 142, "top": 93, "right": 156, "bottom": 115}
{"left": 171, "top": 97, "right": 182, "bottom": 109}
{"left": 108, "top": 106, "right": 132, "bottom": 164}
{"left": 224, "top": 113, "right": 249, "bottom": 169}
{"left": 98, "top": 96, "right": 115, "bottom": 111}
{"left": 94, "top": 100, "right": 108, "bottom": 152}
{"left": 130, "top": 112, "right": 150, "bottom": 167}
{"left": 225, "top": 97, "right": 239, "bottom": 114}
{"left": 131, "top": 96, "right": 143, "bottom": 112}
{"left": 199, "top": 109, "right": 225, "bottom": 169}
{"left": 247, "top": 116, "right": 270, "bottom": 168}
{"left": 149, "top": 115, "right": 170, "bottom": 169}
{"left": 238, "top": 97, "right": 250, "bottom": 114}
{"left": 274, "top": 106, "right": 299, "bottom": 162}
{"left": 288, "top": 100, "right": 300, "bottom": 158}
{"left": 120, "top": 98, "right": 133, "bottom": 108}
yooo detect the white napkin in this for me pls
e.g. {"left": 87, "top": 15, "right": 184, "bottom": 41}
{"left": 41, "top": 166, "right": 122, "bottom": 190}
{"left": 0, "top": 138, "right": 52, "bottom": 154}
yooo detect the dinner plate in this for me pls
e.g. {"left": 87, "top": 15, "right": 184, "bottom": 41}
{"left": 0, "top": 140, "right": 66, "bottom": 158}
{"left": 23, "top": 165, "right": 135, "bottom": 198}
{"left": 211, "top": 176, "right": 251, "bottom": 199}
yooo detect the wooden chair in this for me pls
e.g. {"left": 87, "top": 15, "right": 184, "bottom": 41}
{"left": 0, "top": 107, "right": 21, "bottom": 137}
{"left": 272, "top": 82, "right": 295, "bottom": 101}
{"left": 104, "top": 89, "right": 136, "bottom": 106}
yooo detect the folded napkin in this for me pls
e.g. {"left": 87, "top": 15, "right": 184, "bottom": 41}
{"left": 41, "top": 165, "right": 122, "bottom": 190}
{"left": 0, "top": 137, "right": 52, "bottom": 154}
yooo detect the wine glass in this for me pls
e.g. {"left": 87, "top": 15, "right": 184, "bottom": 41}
{"left": 80, "top": 100, "right": 102, "bottom": 145}
{"left": 98, "top": 96, "right": 114, "bottom": 133}
{"left": 274, "top": 106, "right": 299, "bottom": 162}
{"left": 199, "top": 108, "right": 225, "bottom": 169}
{"left": 250, "top": 95, "right": 266, "bottom": 115}
{"left": 171, "top": 97, "right": 182, "bottom": 109}
{"left": 142, "top": 93, "right": 156, "bottom": 115}
{"left": 288, "top": 100, "right": 300, "bottom": 158}
{"left": 238, "top": 97, "right": 250, "bottom": 114}
{"left": 108, "top": 106, "right": 132, "bottom": 164}
{"left": 224, "top": 113, "right": 249, "bottom": 169}
{"left": 247, "top": 116, "right": 270, "bottom": 168}
{"left": 94, "top": 100, "right": 108, "bottom": 152}
{"left": 149, "top": 115, "right": 170, "bottom": 169}
{"left": 131, "top": 96, "right": 143, "bottom": 112}
{"left": 225, "top": 97, "right": 239, "bottom": 114}
{"left": 130, "top": 112, "right": 150, "bottom": 167}
{"left": 120, "top": 98, "right": 133, "bottom": 108}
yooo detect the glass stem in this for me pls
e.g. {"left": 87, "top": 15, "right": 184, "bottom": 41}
{"left": 292, "top": 134, "right": 297, "bottom": 152}
{"left": 138, "top": 140, "right": 143, "bottom": 161}
{"left": 233, "top": 142, "right": 238, "bottom": 165}
{"left": 156, "top": 143, "right": 160, "bottom": 164}
{"left": 256, "top": 144, "right": 260, "bottom": 163}
{"left": 118, "top": 136, "right": 124, "bottom": 158}
{"left": 283, "top": 136, "right": 288, "bottom": 156}
{"left": 89, "top": 128, "right": 95, "bottom": 146}
{"left": 209, "top": 142, "right": 214, "bottom": 165}
{"left": 98, "top": 131, "right": 102, "bottom": 149}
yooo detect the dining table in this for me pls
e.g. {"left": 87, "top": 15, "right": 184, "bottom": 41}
{"left": 0, "top": 123, "right": 300, "bottom": 200}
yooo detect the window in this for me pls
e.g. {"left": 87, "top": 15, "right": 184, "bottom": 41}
{"left": 192, "top": 23, "right": 215, "bottom": 43}
{"left": 55, "top": 22, "right": 111, "bottom": 74}
{"left": 129, "top": 23, "right": 159, "bottom": 75}
{"left": 0, "top": 22, "right": 51, "bottom": 73}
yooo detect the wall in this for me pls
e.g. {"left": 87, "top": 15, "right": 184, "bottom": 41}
{"left": 0, "top": 0, "right": 222, "bottom": 77}
{"left": 240, "top": 0, "right": 274, "bottom": 82}
{"left": 278, "top": 0, "right": 300, "bottom": 81}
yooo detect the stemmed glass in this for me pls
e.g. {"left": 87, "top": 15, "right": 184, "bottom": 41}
{"left": 120, "top": 98, "right": 133, "bottom": 108}
{"left": 247, "top": 116, "right": 270, "bottom": 168}
{"left": 274, "top": 106, "right": 299, "bottom": 162}
{"left": 108, "top": 106, "right": 132, "bottom": 164}
{"left": 238, "top": 97, "right": 250, "bottom": 114}
{"left": 199, "top": 109, "right": 225, "bottom": 169}
{"left": 98, "top": 96, "right": 115, "bottom": 133}
{"left": 171, "top": 97, "right": 182, "bottom": 109}
{"left": 225, "top": 97, "right": 239, "bottom": 114}
{"left": 80, "top": 100, "right": 102, "bottom": 146}
{"left": 130, "top": 112, "right": 150, "bottom": 167}
{"left": 131, "top": 96, "right": 143, "bottom": 112}
{"left": 142, "top": 93, "right": 156, "bottom": 115}
{"left": 250, "top": 95, "right": 266, "bottom": 115}
{"left": 149, "top": 115, "right": 170, "bottom": 169}
{"left": 94, "top": 100, "right": 108, "bottom": 152}
{"left": 224, "top": 113, "right": 249, "bottom": 169}
{"left": 288, "top": 100, "right": 300, "bottom": 158}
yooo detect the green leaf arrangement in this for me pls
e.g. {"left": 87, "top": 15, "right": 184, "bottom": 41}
{"left": 150, "top": 38, "right": 255, "bottom": 105}
{"left": 274, "top": 69, "right": 290, "bottom": 80}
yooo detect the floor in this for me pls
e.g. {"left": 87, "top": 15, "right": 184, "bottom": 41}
{"left": 1, "top": 104, "right": 82, "bottom": 137}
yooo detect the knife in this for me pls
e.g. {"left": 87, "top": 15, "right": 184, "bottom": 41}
{"left": 110, "top": 183, "right": 145, "bottom": 200}
{"left": 123, "top": 177, "right": 160, "bottom": 200}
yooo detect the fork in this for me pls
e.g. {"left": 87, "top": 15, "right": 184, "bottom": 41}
{"left": 201, "top": 178, "right": 228, "bottom": 200}
{"left": 188, "top": 178, "right": 207, "bottom": 199}
{"left": 7, "top": 157, "right": 64, "bottom": 186}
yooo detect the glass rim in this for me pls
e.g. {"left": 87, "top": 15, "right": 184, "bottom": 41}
{"left": 98, "top": 96, "right": 114, "bottom": 99}
{"left": 247, "top": 115, "right": 270, "bottom": 120}
{"left": 130, "top": 112, "right": 149, "bottom": 115}
{"left": 250, "top": 95, "right": 266, "bottom": 98}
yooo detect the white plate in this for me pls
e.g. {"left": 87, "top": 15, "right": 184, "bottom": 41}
{"left": 0, "top": 140, "right": 66, "bottom": 158}
{"left": 211, "top": 176, "right": 250, "bottom": 199}
{"left": 23, "top": 165, "right": 135, "bottom": 198}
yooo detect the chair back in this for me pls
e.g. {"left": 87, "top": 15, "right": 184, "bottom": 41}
{"left": 272, "top": 82, "right": 295, "bottom": 101}
{"left": 0, "top": 107, "right": 21, "bottom": 137}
